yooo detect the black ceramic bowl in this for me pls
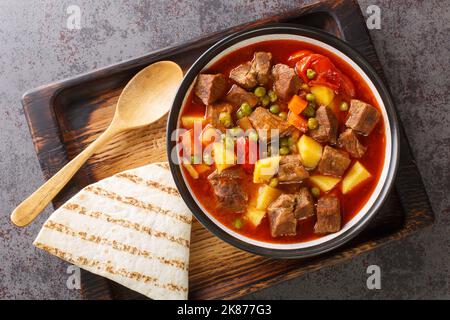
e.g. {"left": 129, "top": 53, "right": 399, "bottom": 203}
{"left": 167, "top": 24, "right": 399, "bottom": 259}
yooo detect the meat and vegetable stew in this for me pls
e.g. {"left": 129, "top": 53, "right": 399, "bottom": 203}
{"left": 178, "top": 40, "right": 385, "bottom": 243}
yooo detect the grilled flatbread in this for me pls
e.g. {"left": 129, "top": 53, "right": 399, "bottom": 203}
{"left": 33, "top": 162, "right": 191, "bottom": 300}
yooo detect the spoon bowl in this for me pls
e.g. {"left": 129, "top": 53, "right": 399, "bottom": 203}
{"left": 114, "top": 61, "right": 183, "bottom": 128}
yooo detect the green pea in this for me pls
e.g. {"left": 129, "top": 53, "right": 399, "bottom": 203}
{"left": 280, "top": 137, "right": 289, "bottom": 147}
{"left": 269, "top": 178, "right": 279, "bottom": 188}
{"left": 311, "top": 187, "right": 320, "bottom": 198}
{"left": 236, "top": 109, "right": 245, "bottom": 119}
{"left": 340, "top": 101, "right": 349, "bottom": 111}
{"left": 254, "top": 86, "right": 267, "bottom": 98}
{"left": 278, "top": 111, "right": 288, "bottom": 120}
{"left": 306, "top": 68, "right": 317, "bottom": 79}
{"left": 306, "top": 93, "right": 315, "bottom": 102}
{"left": 269, "top": 104, "right": 280, "bottom": 114}
{"left": 302, "top": 104, "right": 316, "bottom": 118}
{"left": 308, "top": 117, "right": 319, "bottom": 130}
{"left": 279, "top": 146, "right": 290, "bottom": 155}
{"left": 240, "top": 102, "right": 252, "bottom": 115}
{"left": 219, "top": 112, "right": 232, "bottom": 128}
{"left": 248, "top": 130, "right": 259, "bottom": 141}
{"left": 260, "top": 95, "right": 270, "bottom": 107}
{"left": 268, "top": 90, "right": 278, "bottom": 102}
{"left": 233, "top": 218, "right": 243, "bottom": 229}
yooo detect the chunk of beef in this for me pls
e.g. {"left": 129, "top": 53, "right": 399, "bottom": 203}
{"left": 267, "top": 194, "right": 297, "bottom": 237}
{"left": 278, "top": 155, "right": 309, "bottom": 183}
{"left": 248, "top": 107, "right": 292, "bottom": 141}
{"left": 207, "top": 167, "right": 248, "bottom": 212}
{"left": 309, "top": 106, "right": 338, "bottom": 144}
{"left": 252, "top": 52, "right": 272, "bottom": 85}
{"left": 294, "top": 188, "right": 315, "bottom": 220}
{"left": 229, "top": 52, "right": 273, "bottom": 89}
{"left": 345, "top": 99, "right": 380, "bottom": 135}
{"left": 271, "top": 64, "right": 301, "bottom": 100}
{"left": 338, "top": 129, "right": 367, "bottom": 158}
{"left": 314, "top": 195, "right": 341, "bottom": 234}
{"left": 318, "top": 145, "right": 351, "bottom": 177}
{"left": 194, "top": 73, "right": 228, "bottom": 105}
{"left": 229, "top": 62, "right": 257, "bottom": 90}
{"left": 225, "top": 84, "right": 259, "bottom": 108}
{"left": 205, "top": 102, "right": 234, "bottom": 131}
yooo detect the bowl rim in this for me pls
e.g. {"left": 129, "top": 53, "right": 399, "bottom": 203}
{"left": 166, "top": 23, "right": 400, "bottom": 259}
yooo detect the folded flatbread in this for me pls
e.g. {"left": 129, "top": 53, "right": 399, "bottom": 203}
{"left": 33, "top": 162, "right": 191, "bottom": 300}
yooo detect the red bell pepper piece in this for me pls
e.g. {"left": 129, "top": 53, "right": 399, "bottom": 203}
{"left": 295, "top": 55, "right": 313, "bottom": 83}
{"left": 339, "top": 73, "right": 356, "bottom": 98}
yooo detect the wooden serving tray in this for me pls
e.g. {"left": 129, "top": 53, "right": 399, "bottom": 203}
{"left": 23, "top": 0, "right": 434, "bottom": 300}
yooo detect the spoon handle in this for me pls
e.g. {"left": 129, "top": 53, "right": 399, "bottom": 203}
{"left": 11, "top": 126, "right": 120, "bottom": 227}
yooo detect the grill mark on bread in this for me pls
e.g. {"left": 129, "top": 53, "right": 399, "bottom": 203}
{"left": 85, "top": 185, "right": 191, "bottom": 224}
{"left": 116, "top": 172, "right": 179, "bottom": 196}
{"left": 43, "top": 220, "right": 188, "bottom": 270}
{"left": 34, "top": 242, "right": 100, "bottom": 268}
{"left": 63, "top": 203, "right": 190, "bottom": 248}
{"left": 33, "top": 242, "right": 188, "bottom": 293}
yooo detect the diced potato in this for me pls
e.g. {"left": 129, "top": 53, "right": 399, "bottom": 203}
{"left": 181, "top": 116, "right": 204, "bottom": 129}
{"left": 183, "top": 163, "right": 199, "bottom": 179}
{"left": 245, "top": 206, "right": 267, "bottom": 227}
{"left": 256, "top": 185, "right": 282, "bottom": 211}
{"left": 213, "top": 142, "right": 235, "bottom": 173}
{"left": 311, "top": 85, "right": 335, "bottom": 106}
{"left": 298, "top": 135, "right": 323, "bottom": 169}
{"left": 253, "top": 156, "right": 281, "bottom": 183}
{"left": 309, "top": 175, "right": 341, "bottom": 192}
{"left": 342, "top": 161, "right": 372, "bottom": 194}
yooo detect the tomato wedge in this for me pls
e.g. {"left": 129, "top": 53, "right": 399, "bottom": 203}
{"left": 295, "top": 55, "right": 313, "bottom": 83}
{"left": 339, "top": 73, "right": 356, "bottom": 97}
{"left": 310, "top": 54, "right": 337, "bottom": 74}
{"left": 294, "top": 52, "right": 355, "bottom": 97}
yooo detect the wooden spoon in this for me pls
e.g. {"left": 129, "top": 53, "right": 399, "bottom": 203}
{"left": 11, "top": 61, "right": 183, "bottom": 227}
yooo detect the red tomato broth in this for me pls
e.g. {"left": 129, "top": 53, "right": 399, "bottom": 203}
{"left": 179, "top": 40, "right": 386, "bottom": 244}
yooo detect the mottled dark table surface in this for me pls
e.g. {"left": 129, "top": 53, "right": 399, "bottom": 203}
{"left": 0, "top": 0, "right": 448, "bottom": 299}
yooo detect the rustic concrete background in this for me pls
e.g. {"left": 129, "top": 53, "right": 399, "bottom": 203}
{"left": 0, "top": 0, "right": 448, "bottom": 299}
